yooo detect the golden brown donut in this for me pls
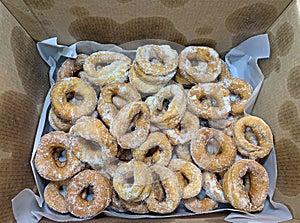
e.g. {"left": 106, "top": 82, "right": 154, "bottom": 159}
{"left": 50, "top": 77, "right": 97, "bottom": 121}
{"left": 97, "top": 83, "right": 141, "bottom": 128}
{"left": 44, "top": 180, "right": 69, "bottom": 213}
{"left": 187, "top": 83, "right": 231, "bottom": 120}
{"left": 233, "top": 116, "right": 273, "bottom": 160}
{"left": 174, "top": 143, "right": 193, "bottom": 162}
{"left": 111, "top": 101, "right": 150, "bottom": 149}
{"left": 132, "top": 132, "right": 173, "bottom": 166}
{"left": 146, "top": 165, "right": 181, "bottom": 214}
{"left": 35, "top": 131, "right": 82, "bottom": 181}
{"left": 135, "top": 44, "right": 178, "bottom": 77}
{"left": 83, "top": 51, "right": 131, "bottom": 87}
{"left": 66, "top": 170, "right": 112, "bottom": 218}
{"left": 48, "top": 108, "right": 72, "bottom": 132}
{"left": 57, "top": 54, "right": 87, "bottom": 80}
{"left": 129, "top": 65, "right": 165, "bottom": 95}
{"left": 190, "top": 127, "right": 237, "bottom": 172}
{"left": 223, "top": 159, "right": 269, "bottom": 212}
{"left": 69, "top": 116, "right": 118, "bottom": 167}
{"left": 145, "top": 84, "right": 187, "bottom": 129}
{"left": 168, "top": 159, "right": 202, "bottom": 199}
{"left": 164, "top": 111, "right": 200, "bottom": 145}
{"left": 175, "top": 169, "right": 218, "bottom": 212}
{"left": 113, "top": 160, "right": 152, "bottom": 202}
{"left": 202, "top": 171, "right": 228, "bottom": 203}
{"left": 179, "top": 46, "right": 221, "bottom": 83}
{"left": 223, "top": 78, "right": 253, "bottom": 115}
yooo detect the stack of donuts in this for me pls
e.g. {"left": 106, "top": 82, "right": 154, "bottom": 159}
{"left": 35, "top": 44, "right": 273, "bottom": 219}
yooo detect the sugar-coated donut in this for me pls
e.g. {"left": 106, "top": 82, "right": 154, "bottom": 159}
{"left": 145, "top": 84, "right": 186, "bottom": 129}
{"left": 111, "top": 101, "right": 150, "bottom": 149}
{"left": 223, "top": 159, "right": 269, "bottom": 212}
{"left": 132, "top": 132, "right": 173, "bottom": 166}
{"left": 179, "top": 46, "right": 221, "bottom": 83}
{"left": 191, "top": 127, "right": 237, "bottom": 172}
{"left": 35, "top": 131, "right": 82, "bottom": 181}
{"left": 113, "top": 160, "right": 152, "bottom": 201}
{"left": 97, "top": 83, "right": 141, "bottom": 128}
{"left": 169, "top": 159, "right": 202, "bottom": 199}
{"left": 83, "top": 51, "right": 131, "bottom": 87}
{"left": 202, "top": 171, "right": 228, "bottom": 203}
{"left": 57, "top": 54, "right": 87, "bottom": 80}
{"left": 233, "top": 116, "right": 273, "bottom": 160}
{"left": 48, "top": 108, "right": 73, "bottom": 132}
{"left": 66, "top": 170, "right": 112, "bottom": 218}
{"left": 187, "top": 83, "right": 231, "bottom": 120}
{"left": 165, "top": 111, "right": 199, "bottom": 145}
{"left": 69, "top": 116, "right": 118, "bottom": 167}
{"left": 44, "top": 180, "right": 69, "bottom": 213}
{"left": 146, "top": 165, "right": 181, "bottom": 214}
{"left": 50, "top": 77, "right": 97, "bottom": 121}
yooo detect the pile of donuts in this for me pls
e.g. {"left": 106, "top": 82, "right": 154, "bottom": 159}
{"left": 34, "top": 45, "right": 273, "bottom": 219}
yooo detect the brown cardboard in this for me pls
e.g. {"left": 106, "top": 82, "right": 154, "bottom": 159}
{"left": 253, "top": 0, "right": 300, "bottom": 220}
{"left": 2, "top": 0, "right": 291, "bottom": 55}
{"left": 0, "top": 1, "right": 48, "bottom": 222}
{"left": 0, "top": 0, "right": 299, "bottom": 222}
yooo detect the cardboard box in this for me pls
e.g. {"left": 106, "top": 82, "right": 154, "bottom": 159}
{"left": 0, "top": 0, "right": 299, "bottom": 222}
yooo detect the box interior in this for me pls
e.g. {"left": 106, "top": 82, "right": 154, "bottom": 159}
{"left": 0, "top": 0, "right": 299, "bottom": 222}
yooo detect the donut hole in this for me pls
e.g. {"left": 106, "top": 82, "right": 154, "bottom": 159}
{"left": 117, "top": 147, "right": 133, "bottom": 162}
{"left": 127, "top": 112, "right": 141, "bottom": 133}
{"left": 206, "top": 138, "right": 221, "bottom": 155}
{"left": 125, "top": 176, "right": 135, "bottom": 185}
{"left": 95, "top": 62, "right": 112, "bottom": 71}
{"left": 177, "top": 124, "right": 187, "bottom": 133}
{"left": 145, "top": 146, "right": 160, "bottom": 158}
{"left": 66, "top": 91, "right": 84, "bottom": 105}
{"left": 187, "top": 55, "right": 206, "bottom": 67}
{"left": 52, "top": 148, "right": 67, "bottom": 167}
{"left": 244, "top": 127, "right": 259, "bottom": 146}
{"left": 200, "top": 118, "right": 210, "bottom": 127}
{"left": 199, "top": 96, "right": 218, "bottom": 107}
{"left": 242, "top": 172, "right": 251, "bottom": 195}
{"left": 81, "top": 185, "right": 94, "bottom": 201}
{"left": 152, "top": 173, "right": 167, "bottom": 201}
{"left": 229, "top": 90, "right": 241, "bottom": 102}
{"left": 162, "top": 98, "right": 171, "bottom": 112}
{"left": 59, "top": 185, "right": 67, "bottom": 197}
{"left": 149, "top": 56, "right": 165, "bottom": 66}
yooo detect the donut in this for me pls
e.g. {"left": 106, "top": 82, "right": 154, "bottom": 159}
{"left": 113, "top": 160, "right": 152, "bottom": 201}
{"left": 48, "top": 108, "right": 72, "bottom": 132}
{"left": 111, "top": 190, "right": 149, "bottom": 214}
{"left": 187, "top": 83, "right": 231, "bottom": 120}
{"left": 69, "top": 116, "right": 118, "bottom": 167}
{"left": 179, "top": 46, "right": 221, "bottom": 83}
{"left": 216, "top": 60, "right": 232, "bottom": 82}
{"left": 223, "top": 159, "right": 269, "bottom": 212}
{"left": 233, "top": 116, "right": 273, "bottom": 160}
{"left": 190, "top": 127, "right": 237, "bottom": 172}
{"left": 66, "top": 169, "right": 112, "bottom": 218}
{"left": 83, "top": 51, "right": 131, "bottom": 87}
{"left": 145, "top": 84, "right": 187, "bottom": 129}
{"left": 135, "top": 45, "right": 178, "bottom": 77}
{"left": 202, "top": 171, "right": 228, "bottom": 203}
{"left": 110, "top": 101, "right": 150, "bottom": 149}
{"left": 34, "top": 131, "right": 82, "bottom": 181}
{"left": 57, "top": 54, "right": 87, "bottom": 80}
{"left": 164, "top": 111, "right": 200, "bottom": 145}
{"left": 132, "top": 132, "right": 173, "bottom": 166}
{"left": 168, "top": 159, "right": 202, "bottom": 199}
{"left": 223, "top": 78, "right": 253, "bottom": 115}
{"left": 133, "top": 61, "right": 176, "bottom": 85}
{"left": 97, "top": 83, "right": 141, "bottom": 128}
{"left": 175, "top": 168, "right": 218, "bottom": 212}
{"left": 129, "top": 65, "right": 165, "bottom": 95}
{"left": 44, "top": 180, "right": 69, "bottom": 213}
{"left": 146, "top": 165, "right": 181, "bottom": 214}
{"left": 174, "top": 143, "right": 193, "bottom": 162}
{"left": 50, "top": 77, "right": 97, "bottom": 121}
{"left": 182, "top": 196, "right": 218, "bottom": 213}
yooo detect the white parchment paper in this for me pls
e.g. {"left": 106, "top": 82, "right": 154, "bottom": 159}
{"left": 12, "top": 35, "right": 292, "bottom": 223}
